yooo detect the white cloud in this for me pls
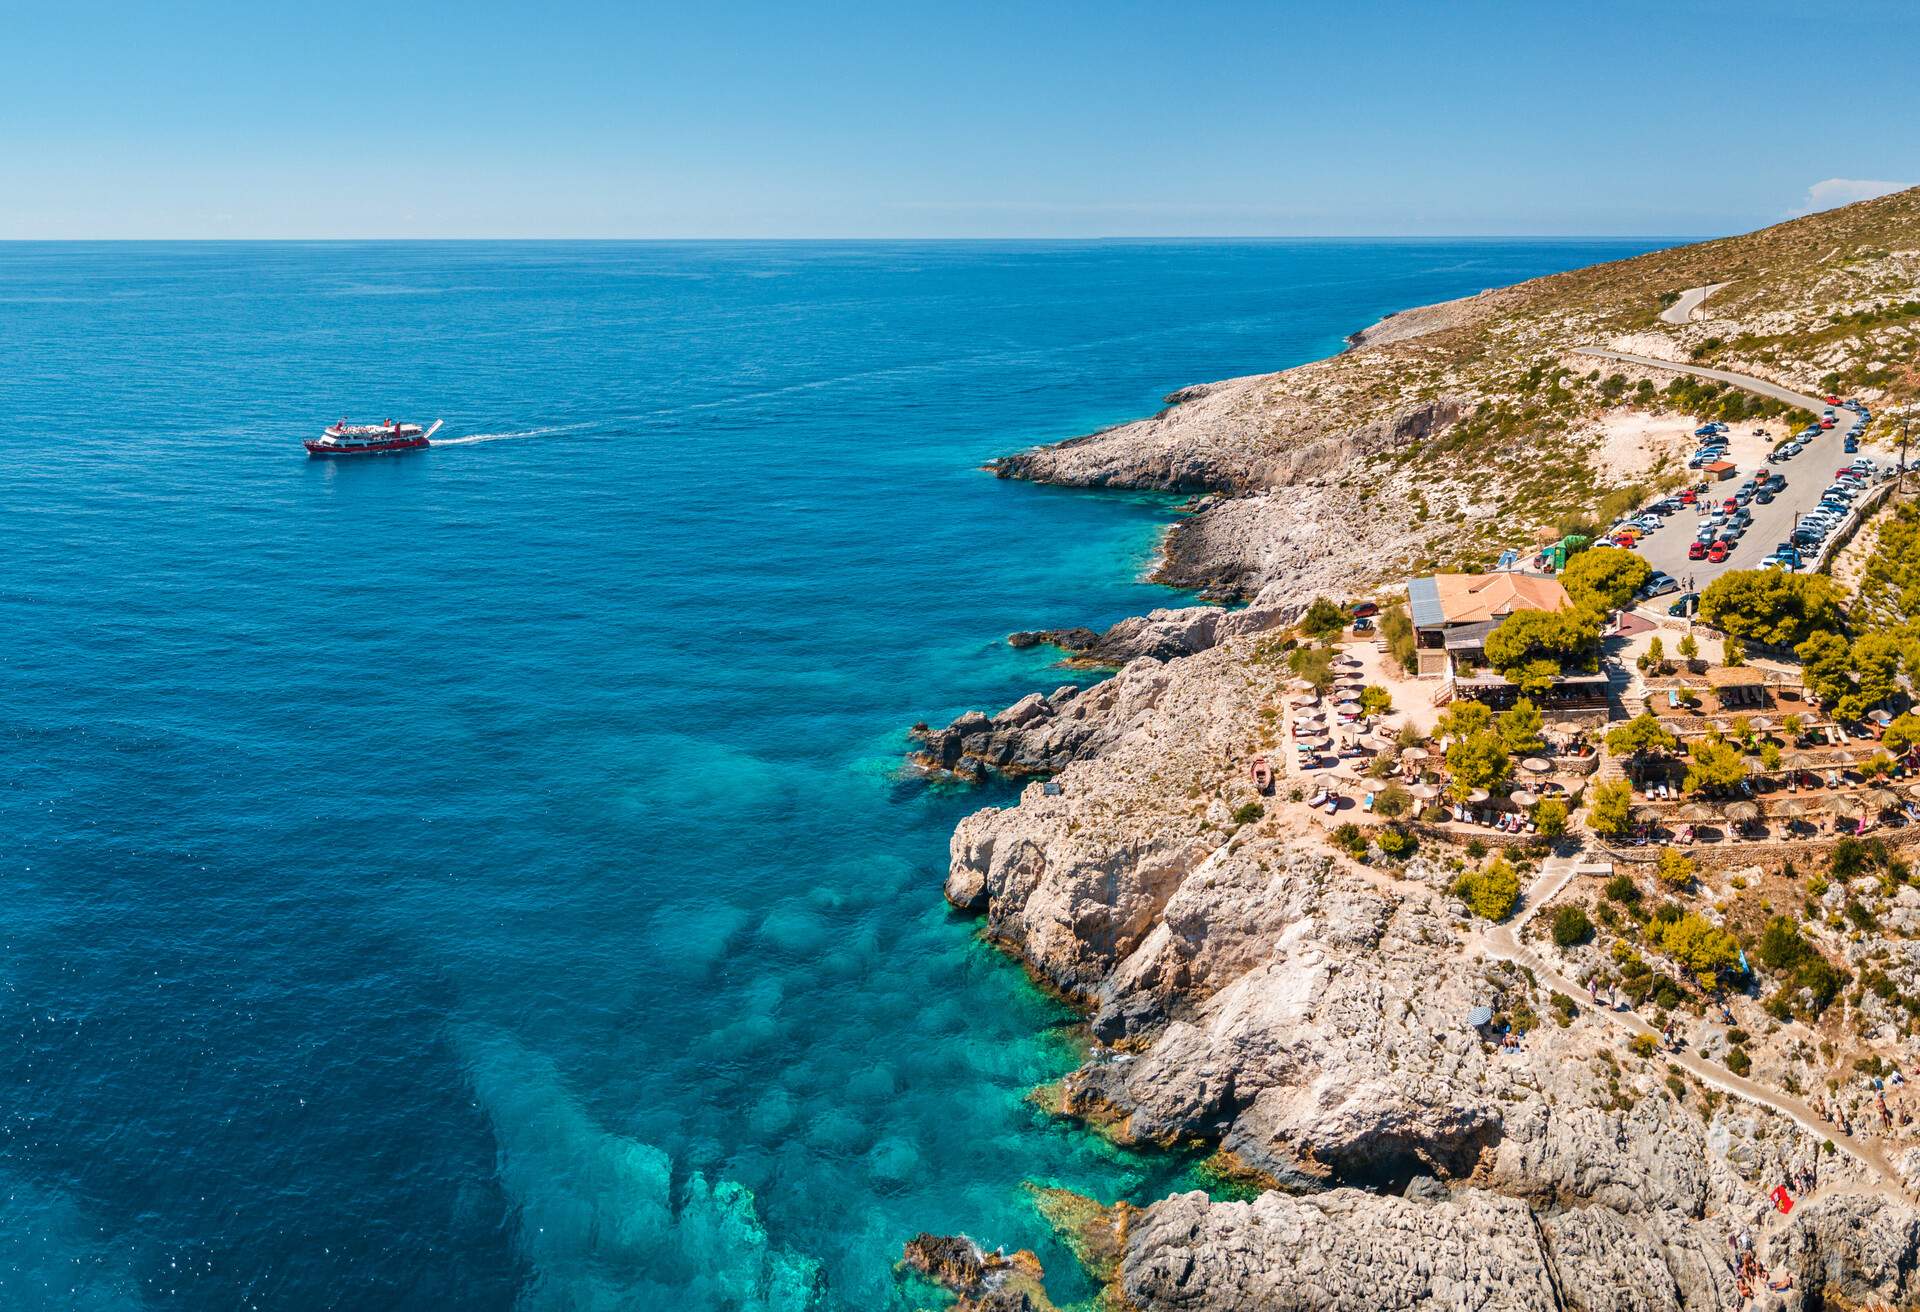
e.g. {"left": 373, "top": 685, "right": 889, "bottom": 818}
{"left": 1791, "top": 177, "right": 1909, "bottom": 216}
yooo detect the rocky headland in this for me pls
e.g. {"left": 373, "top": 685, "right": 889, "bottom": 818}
{"left": 907, "top": 187, "right": 1920, "bottom": 1309}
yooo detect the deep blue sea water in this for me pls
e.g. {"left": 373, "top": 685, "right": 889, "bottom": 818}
{"left": 0, "top": 238, "right": 1662, "bottom": 1309}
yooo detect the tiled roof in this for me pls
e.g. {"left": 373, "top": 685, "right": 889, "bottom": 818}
{"left": 1410, "top": 573, "right": 1572, "bottom": 628}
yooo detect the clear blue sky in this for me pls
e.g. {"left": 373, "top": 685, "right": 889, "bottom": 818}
{"left": 6, "top": 0, "right": 1915, "bottom": 239}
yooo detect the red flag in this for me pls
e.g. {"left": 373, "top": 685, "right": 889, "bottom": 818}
{"left": 1771, "top": 1185, "right": 1794, "bottom": 1214}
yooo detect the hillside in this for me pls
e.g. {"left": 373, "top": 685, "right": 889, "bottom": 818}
{"left": 996, "top": 187, "right": 1920, "bottom": 603}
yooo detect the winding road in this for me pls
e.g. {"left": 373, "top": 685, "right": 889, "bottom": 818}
{"left": 1660, "top": 282, "right": 1730, "bottom": 325}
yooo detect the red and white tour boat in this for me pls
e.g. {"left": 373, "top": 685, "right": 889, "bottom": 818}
{"left": 305, "top": 418, "right": 443, "bottom": 459}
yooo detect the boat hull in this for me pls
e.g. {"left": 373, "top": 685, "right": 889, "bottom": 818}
{"left": 304, "top": 436, "right": 431, "bottom": 459}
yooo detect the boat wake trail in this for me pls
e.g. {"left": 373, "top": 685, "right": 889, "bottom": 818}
{"left": 435, "top": 422, "right": 596, "bottom": 447}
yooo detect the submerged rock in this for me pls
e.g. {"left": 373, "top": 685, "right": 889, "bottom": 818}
{"left": 900, "top": 1233, "right": 1055, "bottom": 1312}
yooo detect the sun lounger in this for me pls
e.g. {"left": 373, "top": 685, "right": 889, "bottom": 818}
{"left": 1363, "top": 792, "right": 1375, "bottom": 812}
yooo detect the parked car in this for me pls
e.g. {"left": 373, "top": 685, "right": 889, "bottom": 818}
{"left": 1755, "top": 490, "right": 1775, "bottom": 505}
{"left": 1668, "top": 593, "right": 1699, "bottom": 617}
{"left": 1707, "top": 541, "right": 1730, "bottom": 563}
{"left": 1644, "top": 576, "right": 1680, "bottom": 598}
{"left": 1687, "top": 540, "right": 1708, "bottom": 560}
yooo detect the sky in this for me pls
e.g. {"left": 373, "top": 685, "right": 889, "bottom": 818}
{"left": 3, "top": 0, "right": 1916, "bottom": 239}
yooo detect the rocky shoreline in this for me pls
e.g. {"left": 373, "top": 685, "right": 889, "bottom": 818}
{"left": 916, "top": 632, "right": 1920, "bottom": 1310}
{"left": 906, "top": 187, "right": 1920, "bottom": 1310}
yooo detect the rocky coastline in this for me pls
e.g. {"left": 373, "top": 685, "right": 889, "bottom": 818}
{"left": 906, "top": 188, "right": 1920, "bottom": 1310}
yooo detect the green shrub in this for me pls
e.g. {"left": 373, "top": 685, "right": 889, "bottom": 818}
{"left": 1628, "top": 1034, "right": 1658, "bottom": 1059}
{"left": 1375, "top": 826, "right": 1416, "bottom": 859}
{"left": 1551, "top": 905, "right": 1594, "bottom": 948}
{"left": 1726, "top": 1047, "right": 1752, "bottom": 1076}
{"left": 1604, "top": 874, "right": 1640, "bottom": 904}
{"left": 1300, "top": 597, "right": 1348, "bottom": 639}
{"left": 1452, "top": 855, "right": 1521, "bottom": 922}
{"left": 1533, "top": 797, "right": 1569, "bottom": 839}
{"left": 1231, "top": 801, "right": 1265, "bottom": 826}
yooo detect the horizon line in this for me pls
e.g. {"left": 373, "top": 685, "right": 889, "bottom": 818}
{"left": 0, "top": 233, "right": 1709, "bottom": 245}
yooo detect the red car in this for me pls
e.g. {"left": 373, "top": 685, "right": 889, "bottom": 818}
{"left": 1722, "top": 498, "right": 1739, "bottom": 514}
{"left": 1679, "top": 488, "right": 1698, "bottom": 505}
{"left": 1688, "top": 540, "right": 1708, "bottom": 560}
{"left": 1821, "top": 418, "right": 1835, "bottom": 429}
{"left": 1707, "top": 541, "right": 1730, "bottom": 563}
{"left": 1825, "top": 394, "right": 1840, "bottom": 404}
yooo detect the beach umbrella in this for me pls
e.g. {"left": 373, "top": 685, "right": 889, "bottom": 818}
{"left": 1510, "top": 789, "right": 1538, "bottom": 807}
{"left": 1783, "top": 752, "right": 1819, "bottom": 772}
{"left": 1870, "top": 709, "right": 1894, "bottom": 726}
{"left": 1361, "top": 777, "right": 1389, "bottom": 793}
{"left": 1465, "top": 1005, "right": 1495, "bottom": 1028}
{"left": 1359, "top": 734, "right": 1394, "bottom": 752}
{"left": 1522, "top": 757, "right": 1552, "bottom": 774}
{"left": 1724, "top": 800, "right": 1761, "bottom": 823}
{"left": 1710, "top": 718, "right": 1730, "bottom": 732}
{"left": 1868, "top": 786, "right": 1904, "bottom": 811}
{"left": 1831, "top": 794, "right": 1866, "bottom": 819}
{"left": 1771, "top": 798, "right": 1811, "bottom": 819}
{"left": 1632, "top": 805, "right": 1664, "bottom": 825}
{"left": 1289, "top": 695, "right": 1319, "bottom": 708}
{"left": 1287, "top": 678, "right": 1316, "bottom": 692}
{"left": 1409, "top": 783, "right": 1440, "bottom": 799}
{"left": 1908, "top": 781, "right": 1920, "bottom": 800}
{"left": 1750, "top": 717, "right": 1773, "bottom": 733}
{"left": 1401, "top": 747, "right": 1429, "bottom": 762}
{"left": 1467, "top": 788, "right": 1490, "bottom": 804}
{"left": 1335, "top": 701, "right": 1362, "bottom": 714}
{"left": 1672, "top": 802, "right": 1717, "bottom": 823}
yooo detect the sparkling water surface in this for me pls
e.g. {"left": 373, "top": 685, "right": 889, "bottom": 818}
{"left": 0, "top": 238, "right": 1662, "bottom": 1309}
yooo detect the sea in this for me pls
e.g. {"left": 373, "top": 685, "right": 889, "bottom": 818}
{"left": 0, "top": 237, "right": 1664, "bottom": 1310}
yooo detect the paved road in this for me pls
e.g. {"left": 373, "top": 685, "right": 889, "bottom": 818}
{"left": 1572, "top": 349, "right": 1891, "bottom": 592}
{"left": 1659, "top": 282, "right": 1729, "bottom": 325}
{"left": 1573, "top": 348, "right": 1825, "bottom": 411}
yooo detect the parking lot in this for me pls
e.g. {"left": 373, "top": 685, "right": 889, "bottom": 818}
{"left": 1625, "top": 406, "right": 1897, "bottom": 603}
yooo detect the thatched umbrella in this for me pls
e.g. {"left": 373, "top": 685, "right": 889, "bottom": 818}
{"left": 1510, "top": 789, "right": 1539, "bottom": 808}
{"left": 1831, "top": 794, "right": 1866, "bottom": 819}
{"left": 1750, "top": 717, "right": 1773, "bottom": 733}
{"left": 1870, "top": 709, "right": 1895, "bottom": 726}
{"left": 1771, "top": 797, "right": 1812, "bottom": 819}
{"left": 1522, "top": 757, "right": 1552, "bottom": 774}
{"left": 1908, "top": 781, "right": 1920, "bottom": 800}
{"left": 1782, "top": 752, "right": 1820, "bottom": 773}
{"left": 1467, "top": 788, "right": 1491, "bottom": 804}
{"left": 1671, "top": 802, "right": 1718, "bottom": 824}
{"left": 1632, "top": 805, "right": 1665, "bottom": 826}
{"left": 1724, "top": 799, "right": 1761, "bottom": 824}
{"left": 1290, "top": 695, "right": 1320, "bottom": 709}
{"left": 1361, "top": 777, "right": 1390, "bottom": 793}
{"left": 1401, "top": 746, "right": 1430, "bottom": 763}
{"left": 1359, "top": 734, "right": 1395, "bottom": 753}
{"left": 1868, "top": 786, "right": 1905, "bottom": 811}
{"left": 1409, "top": 783, "right": 1441, "bottom": 800}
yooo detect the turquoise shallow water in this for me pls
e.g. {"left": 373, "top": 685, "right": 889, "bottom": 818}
{"left": 0, "top": 238, "right": 1662, "bottom": 1309}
